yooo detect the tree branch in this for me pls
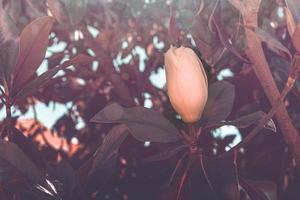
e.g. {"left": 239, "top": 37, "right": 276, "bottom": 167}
{"left": 221, "top": 54, "right": 300, "bottom": 155}
{"left": 242, "top": 0, "right": 300, "bottom": 168}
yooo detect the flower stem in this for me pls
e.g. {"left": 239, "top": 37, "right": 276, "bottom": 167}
{"left": 188, "top": 123, "right": 198, "bottom": 154}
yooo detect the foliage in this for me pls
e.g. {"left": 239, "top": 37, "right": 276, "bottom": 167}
{"left": 0, "top": 0, "right": 300, "bottom": 199}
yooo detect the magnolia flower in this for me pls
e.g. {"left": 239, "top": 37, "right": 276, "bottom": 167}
{"left": 164, "top": 46, "right": 208, "bottom": 123}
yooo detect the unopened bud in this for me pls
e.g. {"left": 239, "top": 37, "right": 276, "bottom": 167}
{"left": 164, "top": 46, "right": 208, "bottom": 123}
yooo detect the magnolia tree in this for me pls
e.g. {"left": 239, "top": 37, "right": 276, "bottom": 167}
{"left": 0, "top": 0, "right": 300, "bottom": 199}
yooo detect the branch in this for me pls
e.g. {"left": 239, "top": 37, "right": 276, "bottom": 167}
{"left": 221, "top": 54, "right": 300, "bottom": 154}
{"left": 241, "top": 0, "right": 300, "bottom": 168}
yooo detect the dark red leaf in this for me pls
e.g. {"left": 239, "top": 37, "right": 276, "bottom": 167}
{"left": 202, "top": 81, "right": 235, "bottom": 126}
{"left": 219, "top": 111, "right": 276, "bottom": 132}
{"left": 200, "top": 155, "right": 240, "bottom": 200}
{"left": 13, "top": 54, "right": 93, "bottom": 102}
{"left": 91, "top": 103, "right": 181, "bottom": 143}
{"left": 0, "top": 139, "right": 44, "bottom": 184}
{"left": 239, "top": 176, "right": 277, "bottom": 200}
{"left": 9, "top": 128, "right": 46, "bottom": 171}
{"left": 144, "top": 145, "right": 187, "bottom": 162}
{"left": 13, "top": 16, "right": 55, "bottom": 93}
{"left": 89, "top": 124, "right": 129, "bottom": 176}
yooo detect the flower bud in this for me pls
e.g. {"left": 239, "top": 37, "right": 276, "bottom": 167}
{"left": 164, "top": 46, "right": 208, "bottom": 123}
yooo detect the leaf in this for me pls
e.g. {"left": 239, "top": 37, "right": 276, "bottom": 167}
{"left": 252, "top": 27, "right": 292, "bottom": 61}
{"left": 200, "top": 155, "right": 240, "bottom": 200}
{"left": 90, "top": 124, "right": 129, "bottom": 176}
{"left": 10, "top": 128, "right": 46, "bottom": 170}
{"left": 239, "top": 176, "right": 277, "bottom": 200}
{"left": 0, "top": 157, "right": 20, "bottom": 183}
{"left": 56, "top": 160, "right": 76, "bottom": 198}
{"left": 264, "top": 119, "right": 277, "bottom": 133}
{"left": 212, "top": 16, "right": 249, "bottom": 63}
{"left": 0, "top": 38, "right": 19, "bottom": 81}
{"left": 225, "top": 111, "right": 276, "bottom": 132}
{"left": 91, "top": 103, "right": 181, "bottom": 143}
{"left": 0, "top": 140, "right": 44, "bottom": 184}
{"left": 88, "top": 125, "right": 128, "bottom": 192}
{"left": 229, "top": 111, "right": 266, "bottom": 128}
{"left": 13, "top": 54, "right": 93, "bottom": 101}
{"left": 13, "top": 16, "right": 55, "bottom": 93}
{"left": 202, "top": 81, "right": 235, "bottom": 125}
{"left": 144, "top": 145, "right": 187, "bottom": 162}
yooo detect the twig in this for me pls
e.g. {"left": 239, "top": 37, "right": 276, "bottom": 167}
{"left": 176, "top": 158, "right": 191, "bottom": 200}
{"left": 169, "top": 153, "right": 188, "bottom": 186}
{"left": 199, "top": 154, "right": 217, "bottom": 197}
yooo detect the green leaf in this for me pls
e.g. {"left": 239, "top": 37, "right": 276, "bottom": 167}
{"left": 13, "top": 16, "right": 55, "bottom": 93}
{"left": 91, "top": 103, "right": 181, "bottom": 143}
{"left": 0, "top": 140, "right": 44, "bottom": 184}
{"left": 202, "top": 81, "right": 235, "bottom": 125}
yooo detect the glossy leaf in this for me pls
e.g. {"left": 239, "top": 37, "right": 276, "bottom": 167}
{"left": 202, "top": 81, "right": 235, "bottom": 125}
{"left": 91, "top": 103, "right": 181, "bottom": 143}
{"left": 13, "top": 16, "right": 55, "bottom": 93}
